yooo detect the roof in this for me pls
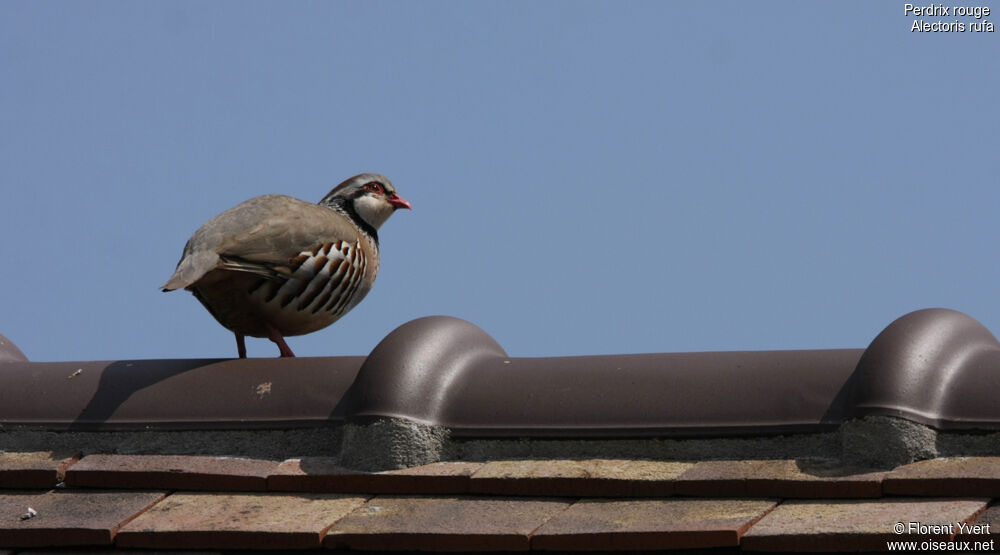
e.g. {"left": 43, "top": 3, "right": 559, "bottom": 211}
{"left": 1, "top": 452, "right": 999, "bottom": 551}
{"left": 3, "top": 307, "right": 1000, "bottom": 551}
{"left": 4, "top": 308, "right": 1000, "bottom": 437}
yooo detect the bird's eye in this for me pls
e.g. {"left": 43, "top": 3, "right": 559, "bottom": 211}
{"left": 364, "top": 182, "right": 384, "bottom": 194}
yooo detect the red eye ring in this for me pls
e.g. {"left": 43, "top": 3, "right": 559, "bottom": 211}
{"left": 364, "top": 182, "right": 385, "bottom": 194}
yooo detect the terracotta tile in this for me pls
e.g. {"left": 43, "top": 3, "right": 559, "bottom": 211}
{"left": 0, "top": 490, "right": 165, "bottom": 547}
{"left": 885, "top": 457, "right": 1000, "bottom": 496}
{"left": 469, "top": 460, "right": 587, "bottom": 497}
{"left": 379, "top": 461, "right": 483, "bottom": 493}
{"left": 65, "top": 454, "right": 278, "bottom": 491}
{"left": 0, "top": 451, "right": 80, "bottom": 489}
{"left": 671, "top": 460, "right": 749, "bottom": 497}
{"left": 470, "top": 459, "right": 691, "bottom": 497}
{"left": 266, "top": 457, "right": 362, "bottom": 492}
{"left": 268, "top": 458, "right": 479, "bottom": 494}
{"left": 958, "top": 504, "right": 1000, "bottom": 543}
{"left": 116, "top": 491, "right": 367, "bottom": 550}
{"left": 673, "top": 459, "right": 886, "bottom": 498}
{"left": 742, "top": 498, "right": 989, "bottom": 551}
{"left": 325, "top": 495, "right": 572, "bottom": 551}
{"left": 532, "top": 498, "right": 775, "bottom": 550}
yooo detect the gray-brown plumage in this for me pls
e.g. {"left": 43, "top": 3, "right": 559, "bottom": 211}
{"left": 162, "top": 173, "right": 411, "bottom": 358}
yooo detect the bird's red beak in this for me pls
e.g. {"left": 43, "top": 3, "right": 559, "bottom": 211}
{"left": 388, "top": 193, "right": 412, "bottom": 210}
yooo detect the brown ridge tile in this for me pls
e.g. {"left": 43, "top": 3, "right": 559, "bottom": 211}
{"left": 115, "top": 491, "right": 367, "bottom": 550}
{"left": 0, "top": 489, "right": 166, "bottom": 547}
{"left": 0, "top": 451, "right": 80, "bottom": 489}
{"left": 26, "top": 552, "right": 225, "bottom": 555}
{"left": 65, "top": 454, "right": 278, "bottom": 491}
{"left": 324, "top": 495, "right": 572, "bottom": 551}
{"left": 884, "top": 457, "right": 1000, "bottom": 497}
{"left": 673, "top": 459, "right": 886, "bottom": 498}
{"left": 24, "top": 551, "right": 224, "bottom": 555}
{"left": 268, "top": 458, "right": 480, "bottom": 494}
{"left": 741, "top": 498, "right": 990, "bottom": 552}
{"left": 469, "top": 459, "right": 692, "bottom": 497}
{"left": 532, "top": 497, "right": 776, "bottom": 551}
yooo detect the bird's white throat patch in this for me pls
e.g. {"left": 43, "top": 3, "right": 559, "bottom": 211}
{"left": 353, "top": 194, "right": 396, "bottom": 230}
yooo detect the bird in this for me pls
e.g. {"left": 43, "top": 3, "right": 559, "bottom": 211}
{"left": 161, "top": 173, "right": 411, "bottom": 358}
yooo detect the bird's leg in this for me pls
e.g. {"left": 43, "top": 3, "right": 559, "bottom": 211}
{"left": 266, "top": 324, "right": 296, "bottom": 358}
{"left": 235, "top": 333, "right": 247, "bottom": 359}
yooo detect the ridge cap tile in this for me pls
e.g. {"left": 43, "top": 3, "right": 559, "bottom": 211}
{"left": 65, "top": 454, "right": 278, "bottom": 491}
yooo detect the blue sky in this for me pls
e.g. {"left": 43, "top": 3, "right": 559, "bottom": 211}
{"left": 2, "top": 2, "right": 998, "bottom": 361}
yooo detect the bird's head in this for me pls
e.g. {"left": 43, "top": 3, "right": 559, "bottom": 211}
{"left": 320, "top": 173, "right": 412, "bottom": 231}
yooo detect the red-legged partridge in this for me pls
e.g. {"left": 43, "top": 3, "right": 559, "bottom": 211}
{"left": 162, "top": 173, "right": 411, "bottom": 358}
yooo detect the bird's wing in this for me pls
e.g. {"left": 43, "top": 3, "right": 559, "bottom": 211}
{"left": 216, "top": 198, "right": 362, "bottom": 265}
{"left": 161, "top": 194, "right": 363, "bottom": 291}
